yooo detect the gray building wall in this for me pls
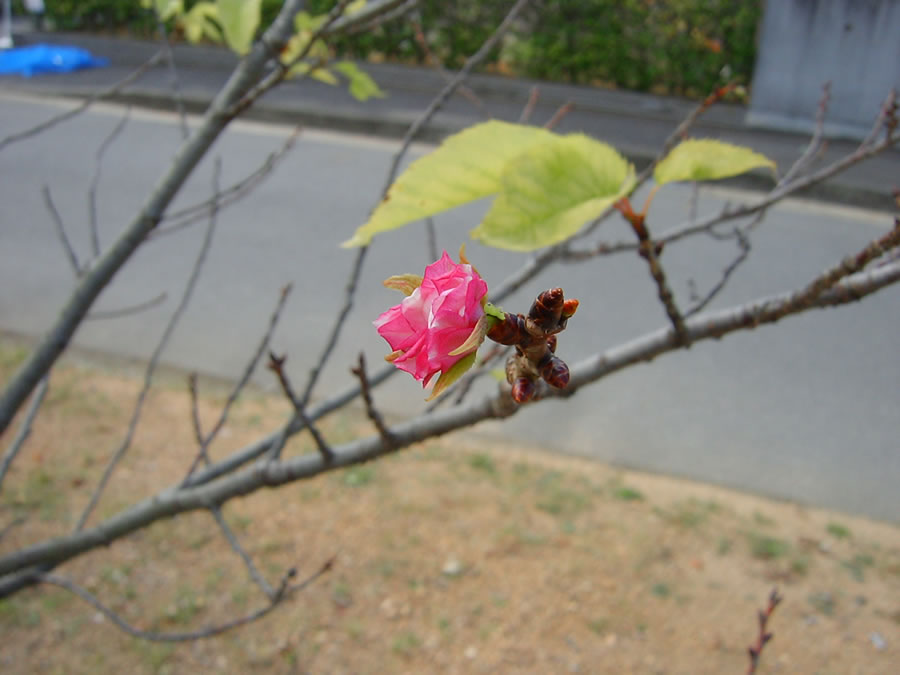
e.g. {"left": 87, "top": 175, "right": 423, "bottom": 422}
{"left": 748, "top": 0, "right": 900, "bottom": 139}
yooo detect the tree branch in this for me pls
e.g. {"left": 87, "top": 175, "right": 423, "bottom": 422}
{"left": 0, "top": 376, "right": 49, "bottom": 492}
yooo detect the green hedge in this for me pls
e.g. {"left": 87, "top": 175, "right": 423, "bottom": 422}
{"left": 41, "top": 0, "right": 762, "bottom": 97}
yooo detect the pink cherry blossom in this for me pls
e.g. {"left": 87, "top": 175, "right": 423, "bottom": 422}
{"left": 375, "top": 251, "right": 488, "bottom": 387}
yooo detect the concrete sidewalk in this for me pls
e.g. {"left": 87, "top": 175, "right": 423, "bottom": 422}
{"left": 3, "top": 30, "right": 898, "bottom": 210}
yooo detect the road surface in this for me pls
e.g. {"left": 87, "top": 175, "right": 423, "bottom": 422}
{"left": 1, "top": 94, "right": 897, "bottom": 521}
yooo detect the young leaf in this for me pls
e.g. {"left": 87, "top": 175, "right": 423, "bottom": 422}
{"left": 425, "top": 352, "right": 477, "bottom": 402}
{"left": 216, "top": 0, "right": 261, "bottom": 55}
{"left": 471, "top": 134, "right": 634, "bottom": 251}
{"left": 448, "top": 314, "right": 490, "bottom": 356}
{"left": 383, "top": 273, "right": 423, "bottom": 296}
{"left": 333, "top": 61, "right": 385, "bottom": 101}
{"left": 181, "top": 2, "right": 221, "bottom": 44}
{"left": 654, "top": 139, "right": 776, "bottom": 185}
{"left": 342, "top": 121, "right": 554, "bottom": 247}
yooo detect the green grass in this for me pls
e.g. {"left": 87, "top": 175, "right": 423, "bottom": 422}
{"left": 826, "top": 522, "right": 852, "bottom": 539}
{"left": 651, "top": 582, "right": 671, "bottom": 598}
{"left": 746, "top": 532, "right": 790, "bottom": 560}
{"left": 842, "top": 553, "right": 875, "bottom": 582}
{"left": 468, "top": 453, "right": 497, "bottom": 475}
{"left": 612, "top": 486, "right": 644, "bottom": 502}
{"left": 343, "top": 465, "right": 375, "bottom": 487}
{"left": 392, "top": 631, "right": 421, "bottom": 656}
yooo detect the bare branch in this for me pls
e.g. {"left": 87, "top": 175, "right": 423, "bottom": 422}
{"left": 684, "top": 227, "right": 752, "bottom": 318}
{"left": 267, "top": 352, "right": 333, "bottom": 463}
{"left": 351, "top": 353, "right": 395, "bottom": 446}
{"left": 87, "top": 106, "right": 133, "bottom": 258}
{"left": 86, "top": 292, "right": 168, "bottom": 320}
{"left": 0, "top": 52, "right": 165, "bottom": 152}
{"left": 780, "top": 82, "right": 831, "bottom": 186}
{"left": 336, "top": 0, "right": 418, "bottom": 35}
{"left": 35, "top": 560, "right": 331, "bottom": 642}
{"left": 544, "top": 101, "right": 574, "bottom": 130}
{"left": 187, "top": 373, "right": 204, "bottom": 446}
{"left": 42, "top": 185, "right": 81, "bottom": 277}
{"left": 77, "top": 158, "right": 222, "bottom": 531}
{"left": 210, "top": 506, "right": 275, "bottom": 599}
{"left": 0, "top": 376, "right": 49, "bottom": 492}
{"left": 153, "top": 127, "right": 300, "bottom": 239}
{"left": 0, "top": 0, "right": 307, "bottom": 436}
{"left": 155, "top": 16, "right": 189, "bottom": 139}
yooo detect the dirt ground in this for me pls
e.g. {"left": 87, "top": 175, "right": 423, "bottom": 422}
{"left": 0, "top": 338, "right": 898, "bottom": 674}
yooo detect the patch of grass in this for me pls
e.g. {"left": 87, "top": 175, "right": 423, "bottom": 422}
{"left": 746, "top": 532, "right": 790, "bottom": 560}
{"left": 133, "top": 641, "right": 174, "bottom": 671}
{"left": 651, "top": 582, "right": 671, "bottom": 598}
{"left": 342, "top": 465, "right": 375, "bottom": 487}
{"left": 753, "top": 511, "right": 775, "bottom": 527}
{"left": 808, "top": 591, "right": 835, "bottom": 616}
{"left": 346, "top": 619, "right": 365, "bottom": 641}
{"left": 166, "top": 589, "right": 202, "bottom": 625}
{"left": 536, "top": 487, "right": 588, "bottom": 517}
{"left": 0, "top": 598, "right": 40, "bottom": 628}
{"left": 612, "top": 486, "right": 644, "bottom": 502}
{"left": 716, "top": 537, "right": 733, "bottom": 556}
{"left": 826, "top": 522, "right": 852, "bottom": 539}
{"left": 332, "top": 580, "right": 352, "bottom": 607}
{"left": 587, "top": 617, "right": 609, "bottom": 634}
{"left": 0, "top": 342, "right": 29, "bottom": 372}
{"left": 392, "top": 631, "right": 421, "bottom": 656}
{"left": 437, "top": 616, "right": 452, "bottom": 633}
{"left": 468, "top": 453, "right": 497, "bottom": 475}
{"left": 659, "top": 499, "right": 718, "bottom": 529}
{"left": 842, "top": 553, "right": 875, "bottom": 582}
{"left": 790, "top": 556, "right": 810, "bottom": 577}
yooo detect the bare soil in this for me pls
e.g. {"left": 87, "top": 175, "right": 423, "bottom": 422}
{"left": 0, "top": 339, "right": 898, "bottom": 674}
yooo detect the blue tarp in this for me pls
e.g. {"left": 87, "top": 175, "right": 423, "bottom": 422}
{"left": 0, "top": 44, "right": 109, "bottom": 77}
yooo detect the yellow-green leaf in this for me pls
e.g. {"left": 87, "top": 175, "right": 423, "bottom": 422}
{"left": 148, "top": 0, "right": 182, "bottom": 20}
{"left": 425, "top": 352, "right": 477, "bottom": 402}
{"left": 217, "top": 0, "right": 261, "bottom": 55}
{"left": 484, "top": 302, "right": 505, "bottom": 321}
{"left": 448, "top": 315, "right": 489, "bottom": 356}
{"left": 333, "top": 61, "right": 385, "bottom": 101}
{"left": 294, "top": 10, "right": 328, "bottom": 33}
{"left": 383, "top": 273, "right": 423, "bottom": 296}
{"left": 654, "top": 138, "right": 776, "bottom": 185}
{"left": 181, "top": 2, "right": 220, "bottom": 43}
{"left": 471, "top": 134, "right": 634, "bottom": 251}
{"left": 342, "top": 121, "right": 554, "bottom": 247}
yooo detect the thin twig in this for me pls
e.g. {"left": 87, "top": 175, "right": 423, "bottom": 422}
{"left": 0, "top": 52, "right": 165, "bottom": 152}
{"left": 267, "top": 353, "right": 333, "bottom": 462}
{"left": 780, "top": 82, "right": 831, "bottom": 187}
{"left": 153, "top": 127, "right": 300, "bottom": 239}
{"left": 351, "top": 353, "right": 395, "bottom": 446}
{"left": 187, "top": 373, "right": 204, "bottom": 446}
{"left": 0, "top": 376, "right": 49, "bottom": 492}
{"left": 86, "top": 292, "right": 168, "bottom": 320}
{"left": 544, "top": 101, "right": 574, "bottom": 130}
{"left": 210, "top": 506, "right": 275, "bottom": 599}
{"left": 519, "top": 85, "right": 540, "bottom": 123}
{"left": 180, "top": 283, "right": 294, "bottom": 479}
{"left": 36, "top": 560, "right": 332, "bottom": 642}
{"left": 685, "top": 228, "right": 752, "bottom": 318}
{"left": 411, "top": 15, "right": 489, "bottom": 116}
{"left": 42, "top": 185, "right": 81, "bottom": 276}
{"left": 156, "top": 16, "right": 189, "bottom": 139}
{"left": 76, "top": 160, "right": 222, "bottom": 531}
{"left": 340, "top": 0, "right": 418, "bottom": 35}
{"left": 88, "top": 106, "right": 132, "bottom": 258}
{"left": 747, "top": 588, "right": 783, "bottom": 674}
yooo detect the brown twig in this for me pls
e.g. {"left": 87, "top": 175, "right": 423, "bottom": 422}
{"left": 267, "top": 352, "right": 334, "bottom": 462}
{"left": 519, "top": 85, "right": 540, "bottom": 123}
{"left": 351, "top": 353, "right": 396, "bottom": 446}
{"left": 780, "top": 82, "right": 831, "bottom": 187}
{"left": 747, "top": 588, "right": 783, "bottom": 674}
{"left": 187, "top": 372, "right": 204, "bottom": 446}
{"left": 544, "top": 101, "right": 574, "bottom": 130}
{"left": 684, "top": 227, "right": 753, "bottom": 318}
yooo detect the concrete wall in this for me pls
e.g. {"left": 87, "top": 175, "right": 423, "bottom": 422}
{"left": 748, "top": 0, "right": 900, "bottom": 139}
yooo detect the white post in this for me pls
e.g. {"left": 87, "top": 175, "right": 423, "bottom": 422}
{"left": 0, "top": 0, "right": 12, "bottom": 50}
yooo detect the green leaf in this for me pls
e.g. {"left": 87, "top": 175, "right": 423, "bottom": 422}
{"left": 654, "top": 139, "right": 776, "bottom": 185}
{"left": 294, "top": 10, "right": 328, "bottom": 33}
{"left": 471, "top": 134, "right": 634, "bottom": 251}
{"left": 484, "top": 302, "right": 506, "bottom": 320}
{"left": 333, "top": 61, "right": 385, "bottom": 101}
{"left": 181, "top": 2, "right": 221, "bottom": 43}
{"left": 148, "top": 0, "right": 182, "bottom": 20}
{"left": 217, "top": 0, "right": 261, "bottom": 55}
{"left": 342, "top": 121, "right": 554, "bottom": 247}
{"left": 425, "top": 352, "right": 477, "bottom": 402}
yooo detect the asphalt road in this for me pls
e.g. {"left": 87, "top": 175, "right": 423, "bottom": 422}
{"left": 1, "top": 94, "right": 898, "bottom": 521}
